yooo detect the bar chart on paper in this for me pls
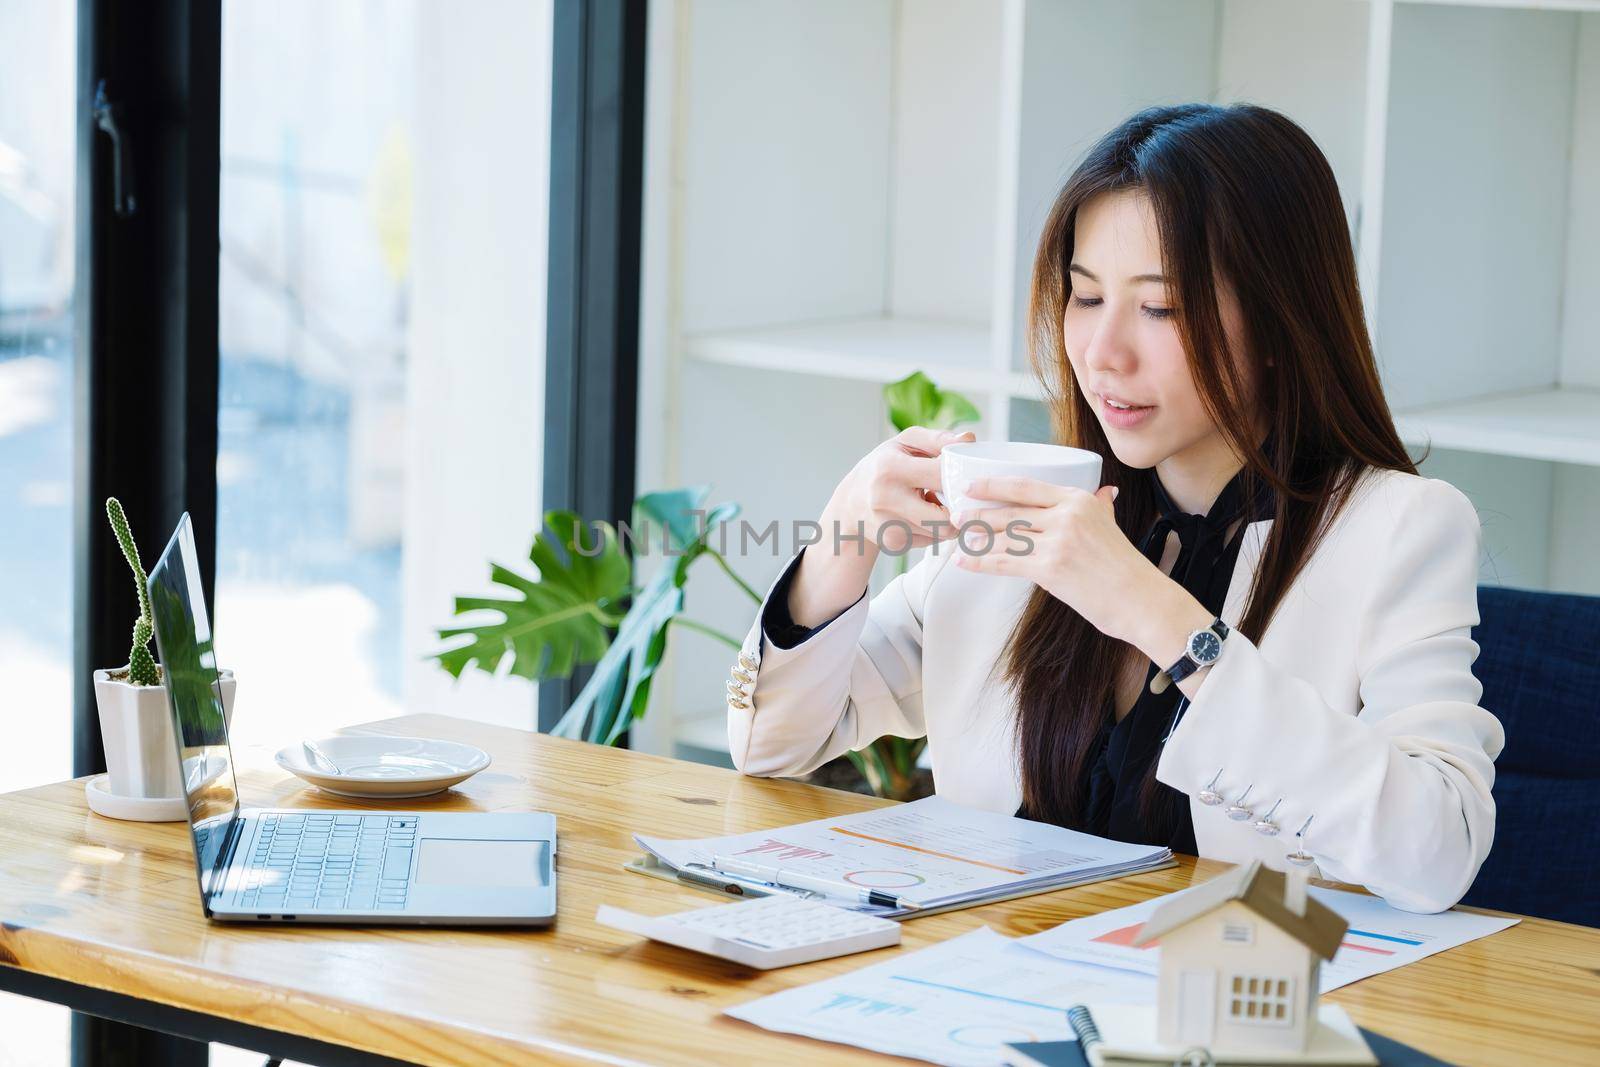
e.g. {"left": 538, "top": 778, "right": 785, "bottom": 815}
{"left": 737, "top": 839, "right": 833, "bottom": 862}
{"left": 1313, "top": 889, "right": 1518, "bottom": 990}
{"left": 1015, "top": 885, "right": 1520, "bottom": 993}
{"left": 818, "top": 994, "right": 915, "bottom": 1017}
{"left": 722, "top": 829, "right": 1020, "bottom": 893}
{"left": 734, "top": 838, "right": 932, "bottom": 890}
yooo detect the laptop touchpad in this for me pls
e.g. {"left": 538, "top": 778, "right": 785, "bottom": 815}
{"left": 415, "top": 839, "right": 550, "bottom": 888}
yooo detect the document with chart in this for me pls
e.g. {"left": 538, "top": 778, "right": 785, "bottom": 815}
{"left": 633, "top": 795, "right": 1172, "bottom": 917}
{"left": 1015, "top": 884, "right": 1520, "bottom": 992}
{"left": 725, "top": 927, "right": 1153, "bottom": 1067}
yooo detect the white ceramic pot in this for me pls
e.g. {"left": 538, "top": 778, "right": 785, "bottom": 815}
{"left": 92, "top": 666, "right": 236, "bottom": 800}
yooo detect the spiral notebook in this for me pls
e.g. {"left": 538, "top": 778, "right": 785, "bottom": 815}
{"left": 1004, "top": 1003, "right": 1379, "bottom": 1066}
{"left": 1006, "top": 1021, "right": 1453, "bottom": 1067}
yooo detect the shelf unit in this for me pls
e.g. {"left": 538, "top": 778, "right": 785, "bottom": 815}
{"left": 631, "top": 0, "right": 1600, "bottom": 760}
{"left": 1393, "top": 387, "right": 1600, "bottom": 467}
{"left": 685, "top": 317, "right": 1039, "bottom": 398}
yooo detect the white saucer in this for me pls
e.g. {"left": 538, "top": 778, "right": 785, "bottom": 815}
{"left": 85, "top": 775, "right": 189, "bottom": 822}
{"left": 274, "top": 735, "right": 492, "bottom": 799}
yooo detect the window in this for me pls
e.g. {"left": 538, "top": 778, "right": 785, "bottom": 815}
{"left": 0, "top": 1, "right": 75, "bottom": 792}
{"left": 0, "top": 2, "right": 75, "bottom": 1058}
{"left": 1229, "top": 974, "right": 1295, "bottom": 1025}
{"left": 1221, "top": 920, "right": 1255, "bottom": 944}
{"left": 214, "top": 0, "right": 554, "bottom": 750}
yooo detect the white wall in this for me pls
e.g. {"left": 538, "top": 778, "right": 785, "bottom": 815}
{"left": 1377, "top": 3, "right": 1577, "bottom": 409}
{"left": 1215, "top": 0, "right": 1370, "bottom": 234}
{"left": 1414, "top": 449, "right": 1553, "bottom": 590}
{"left": 888, "top": 0, "right": 1003, "bottom": 325}
{"left": 1007, "top": 0, "right": 1218, "bottom": 371}
{"left": 1560, "top": 14, "right": 1600, "bottom": 389}
{"left": 402, "top": 0, "right": 554, "bottom": 729}
{"left": 679, "top": 0, "right": 893, "bottom": 334}
{"left": 1551, "top": 465, "right": 1600, "bottom": 595}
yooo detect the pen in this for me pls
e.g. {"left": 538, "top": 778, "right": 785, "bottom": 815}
{"left": 710, "top": 855, "right": 924, "bottom": 911}
{"left": 678, "top": 862, "right": 817, "bottom": 901}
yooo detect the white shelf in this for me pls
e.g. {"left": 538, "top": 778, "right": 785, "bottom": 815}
{"left": 642, "top": 0, "right": 1600, "bottom": 761}
{"left": 1393, "top": 386, "right": 1600, "bottom": 466}
{"left": 684, "top": 316, "right": 1040, "bottom": 399}
{"left": 1399, "top": 0, "right": 1600, "bottom": 13}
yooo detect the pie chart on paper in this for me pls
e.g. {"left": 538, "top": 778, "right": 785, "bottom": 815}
{"left": 843, "top": 870, "right": 927, "bottom": 889}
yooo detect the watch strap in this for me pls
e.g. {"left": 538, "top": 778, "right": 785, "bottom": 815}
{"left": 1150, "top": 618, "right": 1229, "bottom": 694}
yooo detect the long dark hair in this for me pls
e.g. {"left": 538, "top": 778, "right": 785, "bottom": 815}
{"left": 1007, "top": 103, "right": 1418, "bottom": 836}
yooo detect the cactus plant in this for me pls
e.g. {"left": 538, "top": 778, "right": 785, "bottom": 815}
{"left": 106, "top": 497, "right": 160, "bottom": 687}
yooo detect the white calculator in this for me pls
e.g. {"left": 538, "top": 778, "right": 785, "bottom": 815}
{"left": 595, "top": 895, "right": 901, "bottom": 969}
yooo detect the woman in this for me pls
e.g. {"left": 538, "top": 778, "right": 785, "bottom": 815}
{"left": 724, "top": 103, "right": 1502, "bottom": 914}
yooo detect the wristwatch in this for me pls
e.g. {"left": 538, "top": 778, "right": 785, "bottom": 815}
{"left": 1150, "top": 618, "right": 1230, "bottom": 694}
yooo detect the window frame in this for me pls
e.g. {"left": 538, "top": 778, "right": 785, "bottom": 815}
{"left": 73, "top": 0, "right": 221, "bottom": 785}
{"left": 539, "top": 0, "right": 647, "bottom": 732}
{"left": 63, "top": 1, "right": 649, "bottom": 1063}
{"left": 73, "top": 6, "right": 221, "bottom": 1064}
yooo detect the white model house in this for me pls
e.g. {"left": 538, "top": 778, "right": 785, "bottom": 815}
{"left": 1134, "top": 859, "right": 1347, "bottom": 1056}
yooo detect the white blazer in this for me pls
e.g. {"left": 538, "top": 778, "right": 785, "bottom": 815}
{"left": 725, "top": 467, "right": 1504, "bottom": 914}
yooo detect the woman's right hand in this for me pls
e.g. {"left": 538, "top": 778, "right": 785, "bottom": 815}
{"left": 786, "top": 427, "right": 974, "bottom": 628}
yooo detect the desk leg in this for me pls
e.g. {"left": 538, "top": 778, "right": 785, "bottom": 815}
{"left": 73, "top": 1014, "right": 208, "bottom": 1067}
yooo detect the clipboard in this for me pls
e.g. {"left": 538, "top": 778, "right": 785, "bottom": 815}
{"left": 623, "top": 852, "right": 1178, "bottom": 919}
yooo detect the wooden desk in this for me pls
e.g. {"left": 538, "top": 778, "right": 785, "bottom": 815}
{"left": 1, "top": 714, "right": 1595, "bottom": 1066}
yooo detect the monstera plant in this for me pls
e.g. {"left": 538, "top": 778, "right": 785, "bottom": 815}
{"left": 435, "top": 371, "right": 978, "bottom": 802}
{"left": 434, "top": 488, "right": 748, "bottom": 746}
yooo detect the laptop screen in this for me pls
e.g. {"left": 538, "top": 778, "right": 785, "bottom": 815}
{"left": 147, "top": 513, "right": 240, "bottom": 897}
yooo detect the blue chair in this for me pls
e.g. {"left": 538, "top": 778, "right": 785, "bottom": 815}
{"left": 1462, "top": 584, "right": 1600, "bottom": 927}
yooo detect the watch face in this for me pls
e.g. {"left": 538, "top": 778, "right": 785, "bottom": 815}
{"left": 1189, "top": 629, "right": 1222, "bottom": 663}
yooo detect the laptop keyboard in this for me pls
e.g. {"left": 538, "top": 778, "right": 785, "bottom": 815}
{"left": 237, "top": 813, "right": 418, "bottom": 912}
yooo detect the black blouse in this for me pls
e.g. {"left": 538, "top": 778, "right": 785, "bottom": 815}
{"left": 1026, "top": 464, "right": 1275, "bottom": 852}
{"left": 759, "top": 463, "right": 1275, "bottom": 853}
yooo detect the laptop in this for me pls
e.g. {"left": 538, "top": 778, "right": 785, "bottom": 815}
{"left": 146, "top": 512, "right": 558, "bottom": 926}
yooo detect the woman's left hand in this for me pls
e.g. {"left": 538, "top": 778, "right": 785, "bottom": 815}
{"left": 951, "top": 476, "right": 1212, "bottom": 665}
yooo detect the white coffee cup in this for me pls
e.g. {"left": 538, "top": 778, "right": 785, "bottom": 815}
{"left": 937, "top": 441, "right": 1104, "bottom": 514}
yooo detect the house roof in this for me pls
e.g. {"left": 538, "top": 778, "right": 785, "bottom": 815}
{"left": 1132, "top": 859, "right": 1348, "bottom": 960}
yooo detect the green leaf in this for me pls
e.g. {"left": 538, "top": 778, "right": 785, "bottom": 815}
{"left": 552, "top": 490, "right": 742, "bottom": 746}
{"left": 850, "top": 737, "right": 929, "bottom": 800}
{"left": 633, "top": 486, "right": 728, "bottom": 553}
{"left": 887, "top": 735, "right": 924, "bottom": 779}
{"left": 433, "top": 510, "right": 632, "bottom": 682}
{"left": 846, "top": 749, "right": 879, "bottom": 793}
{"left": 884, "top": 371, "right": 981, "bottom": 433}
{"left": 564, "top": 576, "right": 682, "bottom": 746}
